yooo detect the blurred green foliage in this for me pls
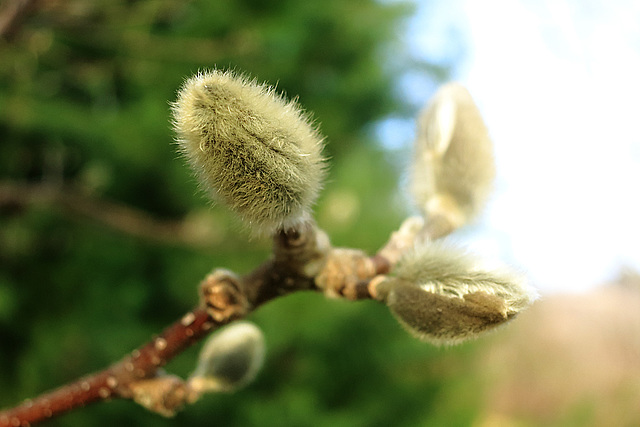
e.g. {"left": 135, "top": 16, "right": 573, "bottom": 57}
{"left": 0, "top": 1, "right": 483, "bottom": 425}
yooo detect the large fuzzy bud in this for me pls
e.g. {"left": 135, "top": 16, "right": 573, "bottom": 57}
{"left": 411, "top": 83, "right": 495, "bottom": 229}
{"left": 172, "top": 70, "right": 326, "bottom": 234}
{"left": 375, "top": 244, "right": 536, "bottom": 345}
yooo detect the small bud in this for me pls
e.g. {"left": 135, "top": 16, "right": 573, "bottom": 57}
{"left": 172, "top": 70, "right": 326, "bottom": 234}
{"left": 188, "top": 321, "right": 265, "bottom": 394}
{"left": 411, "top": 83, "right": 495, "bottom": 228}
{"left": 376, "top": 244, "right": 535, "bottom": 345}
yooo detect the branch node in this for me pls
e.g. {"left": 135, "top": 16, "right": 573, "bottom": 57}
{"left": 316, "top": 248, "right": 376, "bottom": 299}
{"left": 129, "top": 374, "right": 193, "bottom": 418}
{"left": 200, "top": 270, "right": 250, "bottom": 322}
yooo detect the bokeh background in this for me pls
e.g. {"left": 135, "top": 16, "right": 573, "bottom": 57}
{"left": 1, "top": 1, "right": 639, "bottom": 426}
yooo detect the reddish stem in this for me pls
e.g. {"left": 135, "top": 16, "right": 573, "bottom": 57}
{"left": 0, "top": 221, "right": 405, "bottom": 426}
{"left": 0, "top": 308, "right": 216, "bottom": 426}
{"left": 0, "top": 371, "right": 113, "bottom": 427}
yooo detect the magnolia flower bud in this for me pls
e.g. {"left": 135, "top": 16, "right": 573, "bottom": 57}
{"left": 376, "top": 244, "right": 535, "bottom": 345}
{"left": 172, "top": 70, "right": 325, "bottom": 234}
{"left": 411, "top": 83, "right": 495, "bottom": 228}
{"left": 188, "top": 321, "right": 265, "bottom": 394}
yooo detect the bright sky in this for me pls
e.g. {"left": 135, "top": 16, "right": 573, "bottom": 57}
{"left": 387, "top": 0, "right": 640, "bottom": 293}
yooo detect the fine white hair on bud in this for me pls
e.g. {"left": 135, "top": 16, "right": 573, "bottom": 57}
{"left": 375, "top": 243, "right": 536, "bottom": 345}
{"left": 172, "top": 69, "right": 326, "bottom": 234}
{"left": 411, "top": 83, "right": 495, "bottom": 228}
{"left": 188, "top": 321, "right": 265, "bottom": 394}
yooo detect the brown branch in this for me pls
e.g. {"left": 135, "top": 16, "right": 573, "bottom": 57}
{"left": 0, "top": 181, "right": 224, "bottom": 247}
{"left": 0, "top": 190, "right": 451, "bottom": 426}
{"left": 0, "top": 273, "right": 246, "bottom": 424}
{"left": 0, "top": 217, "right": 418, "bottom": 425}
{"left": 0, "top": 0, "right": 38, "bottom": 41}
{"left": 0, "top": 307, "right": 218, "bottom": 426}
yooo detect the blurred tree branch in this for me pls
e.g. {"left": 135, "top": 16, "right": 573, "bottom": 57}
{"left": 0, "top": 0, "right": 38, "bottom": 41}
{"left": 0, "top": 181, "right": 221, "bottom": 247}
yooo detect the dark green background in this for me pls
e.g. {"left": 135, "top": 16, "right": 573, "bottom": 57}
{"left": 0, "top": 1, "right": 482, "bottom": 425}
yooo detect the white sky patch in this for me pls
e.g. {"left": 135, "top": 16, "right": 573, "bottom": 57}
{"left": 385, "top": 0, "right": 640, "bottom": 293}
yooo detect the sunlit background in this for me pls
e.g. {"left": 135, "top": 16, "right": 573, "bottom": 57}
{"left": 383, "top": 0, "right": 640, "bottom": 293}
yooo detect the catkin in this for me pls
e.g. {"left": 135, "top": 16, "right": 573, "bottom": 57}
{"left": 411, "top": 83, "right": 495, "bottom": 226}
{"left": 377, "top": 243, "right": 535, "bottom": 345}
{"left": 189, "top": 321, "right": 265, "bottom": 393}
{"left": 172, "top": 70, "right": 325, "bottom": 234}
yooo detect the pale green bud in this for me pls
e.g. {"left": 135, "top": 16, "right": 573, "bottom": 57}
{"left": 411, "top": 83, "right": 495, "bottom": 227}
{"left": 172, "top": 70, "right": 326, "bottom": 234}
{"left": 188, "top": 321, "right": 265, "bottom": 393}
{"left": 376, "top": 244, "right": 535, "bottom": 345}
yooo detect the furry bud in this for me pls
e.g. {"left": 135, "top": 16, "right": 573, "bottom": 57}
{"left": 376, "top": 244, "right": 535, "bottom": 345}
{"left": 188, "top": 321, "right": 265, "bottom": 393}
{"left": 172, "top": 70, "right": 325, "bottom": 234}
{"left": 411, "top": 83, "right": 495, "bottom": 228}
